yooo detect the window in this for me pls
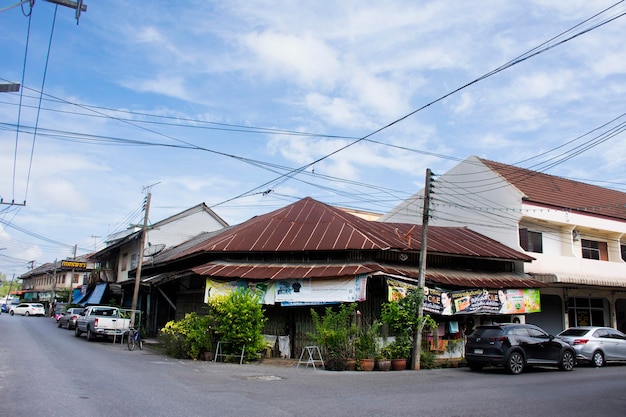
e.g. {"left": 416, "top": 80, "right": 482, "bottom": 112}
{"left": 568, "top": 297, "right": 606, "bottom": 327}
{"left": 519, "top": 228, "right": 543, "bottom": 253}
{"left": 130, "top": 253, "right": 138, "bottom": 270}
{"left": 121, "top": 253, "right": 128, "bottom": 271}
{"left": 621, "top": 243, "right": 626, "bottom": 262}
{"left": 581, "top": 239, "right": 608, "bottom": 260}
{"left": 72, "top": 273, "right": 80, "bottom": 284}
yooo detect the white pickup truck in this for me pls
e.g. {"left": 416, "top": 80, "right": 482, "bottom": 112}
{"left": 74, "top": 305, "right": 131, "bottom": 341}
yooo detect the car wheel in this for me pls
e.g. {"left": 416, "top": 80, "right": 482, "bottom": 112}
{"left": 87, "top": 327, "right": 94, "bottom": 341}
{"left": 559, "top": 350, "right": 575, "bottom": 371}
{"left": 75, "top": 327, "right": 82, "bottom": 337}
{"left": 10, "top": 311, "right": 14, "bottom": 316}
{"left": 468, "top": 362, "right": 484, "bottom": 372}
{"left": 592, "top": 350, "right": 604, "bottom": 368}
{"left": 506, "top": 351, "right": 525, "bottom": 375}
{"left": 57, "top": 320, "right": 62, "bottom": 328}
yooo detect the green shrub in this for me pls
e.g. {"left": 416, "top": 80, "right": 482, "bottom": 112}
{"left": 309, "top": 303, "right": 357, "bottom": 360}
{"left": 160, "top": 312, "right": 213, "bottom": 359}
{"left": 209, "top": 289, "right": 267, "bottom": 361}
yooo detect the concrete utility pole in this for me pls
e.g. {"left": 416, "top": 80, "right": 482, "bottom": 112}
{"left": 412, "top": 168, "right": 433, "bottom": 370}
{"left": 130, "top": 192, "right": 151, "bottom": 326}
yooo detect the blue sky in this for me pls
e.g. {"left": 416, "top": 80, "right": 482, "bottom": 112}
{"left": 1, "top": 1, "right": 625, "bottom": 276}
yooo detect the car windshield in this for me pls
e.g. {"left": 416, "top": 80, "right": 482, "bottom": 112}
{"left": 559, "top": 329, "right": 589, "bottom": 337}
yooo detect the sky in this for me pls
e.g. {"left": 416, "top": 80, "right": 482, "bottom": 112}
{"left": 1, "top": 0, "right": 626, "bottom": 277}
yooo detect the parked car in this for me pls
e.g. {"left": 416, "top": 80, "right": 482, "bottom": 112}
{"left": 10, "top": 303, "right": 46, "bottom": 317}
{"left": 57, "top": 307, "right": 85, "bottom": 329}
{"left": 556, "top": 326, "right": 626, "bottom": 367}
{"left": 2, "top": 302, "right": 20, "bottom": 313}
{"left": 75, "top": 305, "right": 131, "bottom": 341}
{"left": 465, "top": 323, "right": 576, "bottom": 374}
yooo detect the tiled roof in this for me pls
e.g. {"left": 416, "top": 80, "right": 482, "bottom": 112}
{"left": 172, "top": 197, "right": 533, "bottom": 261}
{"left": 480, "top": 158, "right": 626, "bottom": 221}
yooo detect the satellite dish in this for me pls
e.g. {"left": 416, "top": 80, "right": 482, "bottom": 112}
{"left": 144, "top": 243, "right": 166, "bottom": 257}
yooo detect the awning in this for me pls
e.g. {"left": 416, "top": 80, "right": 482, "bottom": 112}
{"left": 531, "top": 273, "right": 626, "bottom": 289}
{"left": 190, "top": 261, "right": 544, "bottom": 289}
{"left": 75, "top": 283, "right": 107, "bottom": 306}
{"left": 192, "top": 262, "right": 372, "bottom": 280}
{"left": 373, "top": 266, "right": 544, "bottom": 289}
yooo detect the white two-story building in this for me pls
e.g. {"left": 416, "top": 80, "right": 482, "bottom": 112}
{"left": 381, "top": 155, "right": 626, "bottom": 335}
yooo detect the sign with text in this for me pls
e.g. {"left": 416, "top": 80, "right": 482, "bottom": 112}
{"left": 61, "top": 260, "right": 87, "bottom": 270}
{"left": 204, "top": 275, "right": 367, "bottom": 306}
{"left": 386, "top": 279, "right": 541, "bottom": 315}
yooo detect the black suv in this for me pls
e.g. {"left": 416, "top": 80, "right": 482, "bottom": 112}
{"left": 465, "top": 323, "right": 575, "bottom": 374}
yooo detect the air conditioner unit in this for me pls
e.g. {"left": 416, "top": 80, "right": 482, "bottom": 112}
{"left": 511, "top": 315, "right": 525, "bottom": 324}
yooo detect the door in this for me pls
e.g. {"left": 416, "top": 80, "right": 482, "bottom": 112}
{"left": 527, "top": 326, "right": 560, "bottom": 362}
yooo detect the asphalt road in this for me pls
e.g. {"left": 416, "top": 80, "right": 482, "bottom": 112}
{"left": 1, "top": 313, "right": 626, "bottom": 417}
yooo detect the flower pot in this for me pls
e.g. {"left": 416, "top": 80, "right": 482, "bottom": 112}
{"left": 359, "top": 358, "right": 375, "bottom": 371}
{"left": 375, "top": 359, "right": 391, "bottom": 371}
{"left": 391, "top": 358, "right": 407, "bottom": 371}
{"left": 345, "top": 358, "right": 357, "bottom": 371}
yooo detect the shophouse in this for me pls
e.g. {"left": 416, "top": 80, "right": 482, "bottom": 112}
{"left": 381, "top": 156, "right": 626, "bottom": 335}
{"left": 136, "top": 196, "right": 539, "bottom": 359}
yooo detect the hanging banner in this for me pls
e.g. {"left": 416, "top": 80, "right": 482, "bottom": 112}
{"left": 274, "top": 275, "right": 367, "bottom": 304}
{"left": 204, "top": 279, "right": 274, "bottom": 304}
{"left": 386, "top": 279, "right": 541, "bottom": 315}
{"left": 205, "top": 275, "right": 366, "bottom": 305}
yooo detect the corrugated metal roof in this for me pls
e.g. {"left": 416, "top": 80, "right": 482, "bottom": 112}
{"left": 173, "top": 197, "right": 533, "bottom": 261}
{"left": 192, "top": 262, "right": 372, "bottom": 280}
{"left": 480, "top": 158, "right": 626, "bottom": 221}
{"left": 189, "top": 261, "right": 543, "bottom": 288}
{"left": 532, "top": 273, "right": 626, "bottom": 288}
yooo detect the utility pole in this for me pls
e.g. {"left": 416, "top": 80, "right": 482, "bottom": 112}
{"left": 412, "top": 168, "right": 434, "bottom": 370}
{"left": 50, "top": 259, "right": 57, "bottom": 316}
{"left": 68, "top": 244, "right": 77, "bottom": 306}
{"left": 45, "top": 0, "right": 87, "bottom": 23}
{"left": 130, "top": 191, "right": 151, "bottom": 326}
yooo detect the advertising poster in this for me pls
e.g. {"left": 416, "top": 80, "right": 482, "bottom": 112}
{"left": 497, "top": 289, "right": 541, "bottom": 314}
{"left": 386, "top": 279, "right": 541, "bottom": 315}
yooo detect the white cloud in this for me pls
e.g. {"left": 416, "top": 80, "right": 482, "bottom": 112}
{"left": 242, "top": 31, "right": 341, "bottom": 87}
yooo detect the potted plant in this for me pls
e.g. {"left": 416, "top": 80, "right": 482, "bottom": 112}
{"left": 386, "top": 335, "right": 411, "bottom": 370}
{"left": 310, "top": 303, "right": 357, "bottom": 371}
{"left": 375, "top": 347, "right": 392, "bottom": 371}
{"left": 355, "top": 320, "right": 381, "bottom": 371}
{"left": 381, "top": 288, "right": 437, "bottom": 370}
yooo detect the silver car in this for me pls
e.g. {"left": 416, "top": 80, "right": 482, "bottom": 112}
{"left": 557, "top": 326, "right": 626, "bottom": 367}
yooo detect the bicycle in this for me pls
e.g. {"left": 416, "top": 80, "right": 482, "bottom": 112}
{"left": 127, "top": 327, "right": 143, "bottom": 351}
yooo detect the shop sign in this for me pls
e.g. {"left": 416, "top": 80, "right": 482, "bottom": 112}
{"left": 387, "top": 279, "right": 541, "bottom": 315}
{"left": 61, "top": 260, "right": 87, "bottom": 270}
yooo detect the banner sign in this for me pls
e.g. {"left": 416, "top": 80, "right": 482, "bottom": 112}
{"left": 387, "top": 279, "right": 541, "bottom": 315}
{"left": 205, "top": 275, "right": 367, "bottom": 306}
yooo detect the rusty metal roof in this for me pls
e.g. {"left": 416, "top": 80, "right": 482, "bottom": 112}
{"left": 174, "top": 197, "right": 533, "bottom": 261}
{"left": 192, "top": 262, "right": 372, "bottom": 280}
{"left": 190, "top": 261, "right": 544, "bottom": 288}
{"left": 480, "top": 158, "right": 626, "bottom": 221}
